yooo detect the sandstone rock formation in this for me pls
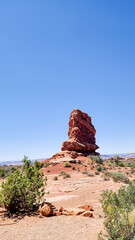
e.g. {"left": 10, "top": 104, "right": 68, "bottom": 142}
{"left": 61, "top": 109, "right": 99, "bottom": 155}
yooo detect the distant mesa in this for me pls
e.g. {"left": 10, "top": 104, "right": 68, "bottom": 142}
{"left": 61, "top": 109, "right": 99, "bottom": 156}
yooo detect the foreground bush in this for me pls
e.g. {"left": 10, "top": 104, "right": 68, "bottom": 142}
{"left": 99, "top": 183, "right": 135, "bottom": 240}
{"left": 0, "top": 156, "right": 46, "bottom": 212}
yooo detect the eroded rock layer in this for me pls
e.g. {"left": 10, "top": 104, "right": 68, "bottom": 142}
{"left": 61, "top": 109, "right": 99, "bottom": 155}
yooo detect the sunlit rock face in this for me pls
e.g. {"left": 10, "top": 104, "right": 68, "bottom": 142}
{"left": 61, "top": 109, "right": 99, "bottom": 155}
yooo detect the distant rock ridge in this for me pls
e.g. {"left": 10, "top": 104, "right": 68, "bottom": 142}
{"left": 61, "top": 109, "right": 99, "bottom": 155}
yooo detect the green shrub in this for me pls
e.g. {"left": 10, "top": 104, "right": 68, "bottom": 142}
{"left": 59, "top": 171, "right": 66, "bottom": 176}
{"left": 114, "top": 155, "right": 121, "bottom": 163}
{"left": 103, "top": 175, "right": 110, "bottom": 181}
{"left": 99, "top": 183, "right": 135, "bottom": 240}
{"left": 127, "top": 162, "right": 135, "bottom": 169}
{"left": 64, "top": 162, "right": 71, "bottom": 168}
{"left": 44, "top": 162, "right": 50, "bottom": 168}
{"left": 0, "top": 166, "right": 18, "bottom": 179}
{"left": 0, "top": 169, "right": 8, "bottom": 178}
{"left": 59, "top": 171, "right": 71, "bottom": 179}
{"left": 87, "top": 172, "right": 94, "bottom": 177}
{"left": 82, "top": 168, "right": 88, "bottom": 174}
{"left": 53, "top": 176, "right": 58, "bottom": 181}
{"left": 97, "top": 166, "right": 102, "bottom": 172}
{"left": 108, "top": 172, "right": 129, "bottom": 184}
{"left": 117, "top": 161, "right": 124, "bottom": 167}
{"left": 63, "top": 173, "right": 71, "bottom": 179}
{"left": 0, "top": 156, "right": 46, "bottom": 213}
{"left": 131, "top": 168, "right": 135, "bottom": 174}
{"left": 72, "top": 166, "right": 76, "bottom": 170}
{"left": 88, "top": 155, "right": 103, "bottom": 164}
{"left": 101, "top": 172, "right": 110, "bottom": 181}
{"left": 34, "top": 160, "right": 44, "bottom": 170}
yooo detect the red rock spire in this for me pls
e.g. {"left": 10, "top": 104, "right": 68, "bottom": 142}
{"left": 61, "top": 109, "right": 99, "bottom": 155}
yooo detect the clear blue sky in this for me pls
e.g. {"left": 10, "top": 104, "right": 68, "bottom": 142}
{"left": 0, "top": 1, "right": 135, "bottom": 161}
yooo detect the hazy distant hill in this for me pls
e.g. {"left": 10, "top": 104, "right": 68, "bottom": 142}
{"left": 0, "top": 154, "right": 134, "bottom": 166}
{"left": 101, "top": 153, "right": 135, "bottom": 159}
{"left": 0, "top": 158, "right": 46, "bottom": 166}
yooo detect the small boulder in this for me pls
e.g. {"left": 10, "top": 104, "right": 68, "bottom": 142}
{"left": 38, "top": 202, "right": 53, "bottom": 217}
{"left": 55, "top": 211, "right": 62, "bottom": 216}
{"left": 81, "top": 211, "right": 94, "bottom": 217}
{"left": 60, "top": 207, "right": 85, "bottom": 216}
{"left": 77, "top": 204, "right": 93, "bottom": 211}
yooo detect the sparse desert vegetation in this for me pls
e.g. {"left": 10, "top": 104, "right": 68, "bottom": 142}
{"left": 0, "top": 154, "right": 134, "bottom": 240}
{"left": 0, "top": 156, "right": 46, "bottom": 213}
{"left": 99, "top": 183, "right": 135, "bottom": 240}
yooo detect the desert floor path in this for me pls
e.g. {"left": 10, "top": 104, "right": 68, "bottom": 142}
{"left": 0, "top": 171, "right": 124, "bottom": 240}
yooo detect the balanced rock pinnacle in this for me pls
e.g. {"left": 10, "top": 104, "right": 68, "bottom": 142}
{"left": 61, "top": 109, "right": 99, "bottom": 155}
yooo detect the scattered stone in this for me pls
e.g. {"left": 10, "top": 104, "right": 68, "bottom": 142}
{"left": 38, "top": 202, "right": 53, "bottom": 217}
{"left": 77, "top": 204, "right": 94, "bottom": 211}
{"left": 59, "top": 207, "right": 64, "bottom": 212}
{"left": 59, "top": 207, "right": 94, "bottom": 217}
{"left": 61, "top": 208, "right": 85, "bottom": 216}
{"left": 55, "top": 211, "right": 62, "bottom": 216}
{"left": 81, "top": 211, "right": 93, "bottom": 217}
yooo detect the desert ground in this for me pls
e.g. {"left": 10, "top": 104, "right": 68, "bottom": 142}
{"left": 0, "top": 155, "right": 133, "bottom": 240}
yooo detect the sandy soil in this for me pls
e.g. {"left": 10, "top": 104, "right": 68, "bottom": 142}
{"left": 0, "top": 165, "right": 126, "bottom": 240}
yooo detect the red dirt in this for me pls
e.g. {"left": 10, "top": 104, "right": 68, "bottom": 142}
{"left": 0, "top": 157, "right": 134, "bottom": 240}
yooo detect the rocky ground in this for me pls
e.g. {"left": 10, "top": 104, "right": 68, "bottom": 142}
{"left": 0, "top": 155, "right": 132, "bottom": 240}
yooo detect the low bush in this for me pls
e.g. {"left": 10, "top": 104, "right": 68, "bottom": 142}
{"left": 0, "top": 169, "right": 9, "bottom": 178}
{"left": 53, "top": 176, "right": 58, "bottom": 181}
{"left": 59, "top": 171, "right": 66, "bottom": 176}
{"left": 98, "top": 183, "right": 135, "bottom": 240}
{"left": 127, "top": 162, "right": 135, "bottom": 169}
{"left": 108, "top": 172, "right": 129, "bottom": 184}
{"left": 87, "top": 172, "right": 94, "bottom": 177}
{"left": 82, "top": 168, "right": 88, "bottom": 174}
{"left": 101, "top": 174, "right": 110, "bottom": 181}
{"left": 0, "top": 166, "right": 19, "bottom": 179}
{"left": 0, "top": 156, "right": 46, "bottom": 213}
{"left": 44, "top": 162, "right": 50, "bottom": 168}
{"left": 88, "top": 155, "right": 103, "bottom": 164}
{"left": 117, "top": 161, "right": 124, "bottom": 167}
{"left": 63, "top": 173, "right": 71, "bottom": 179}
{"left": 59, "top": 171, "right": 71, "bottom": 179}
{"left": 72, "top": 166, "right": 76, "bottom": 170}
{"left": 97, "top": 166, "right": 102, "bottom": 172}
{"left": 64, "top": 162, "right": 71, "bottom": 168}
